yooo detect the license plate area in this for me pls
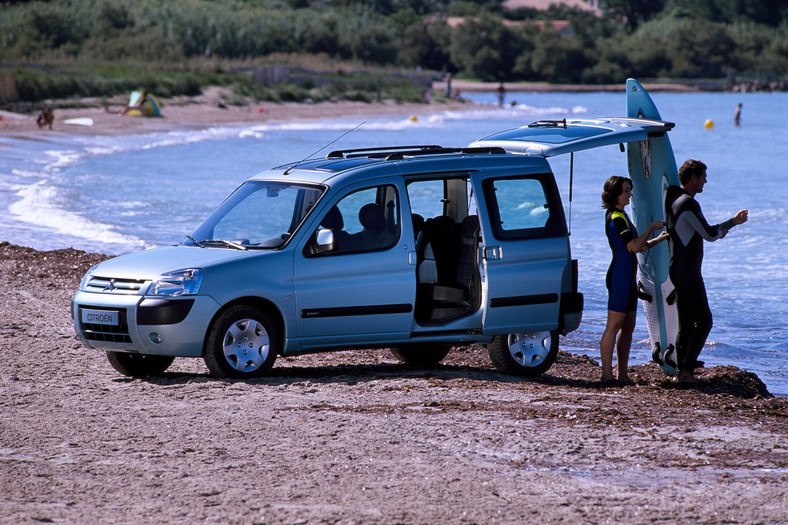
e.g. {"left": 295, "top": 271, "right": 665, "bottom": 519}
{"left": 79, "top": 306, "right": 131, "bottom": 343}
{"left": 81, "top": 308, "right": 119, "bottom": 326}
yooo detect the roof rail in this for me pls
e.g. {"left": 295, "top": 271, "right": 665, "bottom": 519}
{"left": 384, "top": 146, "right": 507, "bottom": 160}
{"left": 326, "top": 145, "right": 508, "bottom": 161}
{"left": 326, "top": 145, "right": 443, "bottom": 159}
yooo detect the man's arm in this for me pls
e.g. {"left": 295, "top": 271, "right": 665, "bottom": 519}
{"left": 719, "top": 209, "right": 749, "bottom": 236}
{"left": 674, "top": 197, "right": 723, "bottom": 244}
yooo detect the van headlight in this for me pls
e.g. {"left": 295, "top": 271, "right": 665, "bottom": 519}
{"left": 147, "top": 269, "right": 204, "bottom": 296}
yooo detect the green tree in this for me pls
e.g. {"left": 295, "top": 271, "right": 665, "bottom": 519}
{"left": 665, "top": 19, "right": 735, "bottom": 77}
{"left": 398, "top": 19, "right": 451, "bottom": 70}
{"left": 604, "top": 0, "right": 667, "bottom": 31}
{"left": 529, "top": 29, "right": 590, "bottom": 83}
{"left": 671, "top": 0, "right": 785, "bottom": 26}
{"left": 449, "top": 15, "right": 522, "bottom": 80}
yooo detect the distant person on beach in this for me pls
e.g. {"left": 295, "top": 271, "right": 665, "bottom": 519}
{"left": 497, "top": 82, "right": 506, "bottom": 107}
{"left": 600, "top": 176, "right": 668, "bottom": 383}
{"left": 734, "top": 103, "right": 742, "bottom": 126}
{"left": 445, "top": 72, "right": 452, "bottom": 98}
{"left": 37, "top": 107, "right": 54, "bottom": 130}
{"left": 665, "top": 160, "right": 749, "bottom": 383}
{"left": 121, "top": 91, "right": 148, "bottom": 115}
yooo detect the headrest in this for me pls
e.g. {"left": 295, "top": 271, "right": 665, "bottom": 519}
{"left": 359, "top": 203, "right": 386, "bottom": 231}
{"left": 461, "top": 215, "right": 479, "bottom": 237}
{"left": 321, "top": 206, "right": 344, "bottom": 230}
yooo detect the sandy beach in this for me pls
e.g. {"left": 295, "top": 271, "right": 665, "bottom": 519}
{"left": 1, "top": 90, "right": 787, "bottom": 524}
{"left": 1, "top": 87, "right": 476, "bottom": 138}
{"left": 0, "top": 242, "right": 786, "bottom": 524}
{"left": 0, "top": 80, "right": 696, "bottom": 138}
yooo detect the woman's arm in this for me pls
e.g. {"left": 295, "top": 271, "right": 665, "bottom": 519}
{"left": 627, "top": 220, "right": 667, "bottom": 253}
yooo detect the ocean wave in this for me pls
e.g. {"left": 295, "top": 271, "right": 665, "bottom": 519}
{"left": 9, "top": 180, "right": 151, "bottom": 251}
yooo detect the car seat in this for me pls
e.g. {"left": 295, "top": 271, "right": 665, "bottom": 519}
{"left": 348, "top": 203, "right": 389, "bottom": 251}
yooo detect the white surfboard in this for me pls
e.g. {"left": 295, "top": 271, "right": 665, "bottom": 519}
{"left": 626, "top": 78, "right": 680, "bottom": 375}
{"left": 64, "top": 117, "right": 94, "bottom": 126}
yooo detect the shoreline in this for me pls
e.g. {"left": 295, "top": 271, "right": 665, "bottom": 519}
{"left": 0, "top": 79, "right": 695, "bottom": 138}
{"left": 440, "top": 79, "right": 700, "bottom": 93}
{"left": 0, "top": 94, "right": 480, "bottom": 138}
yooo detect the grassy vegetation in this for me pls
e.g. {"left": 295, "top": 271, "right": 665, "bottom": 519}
{"left": 1, "top": 0, "right": 786, "bottom": 106}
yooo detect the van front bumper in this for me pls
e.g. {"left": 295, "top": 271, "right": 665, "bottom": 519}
{"left": 72, "top": 291, "right": 221, "bottom": 357}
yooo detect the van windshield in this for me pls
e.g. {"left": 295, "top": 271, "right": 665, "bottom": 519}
{"left": 186, "top": 181, "right": 324, "bottom": 249}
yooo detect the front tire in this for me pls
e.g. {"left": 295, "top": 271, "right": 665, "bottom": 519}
{"left": 204, "top": 305, "right": 279, "bottom": 379}
{"left": 106, "top": 351, "right": 174, "bottom": 377}
{"left": 487, "top": 330, "right": 558, "bottom": 377}
{"left": 390, "top": 344, "right": 451, "bottom": 367}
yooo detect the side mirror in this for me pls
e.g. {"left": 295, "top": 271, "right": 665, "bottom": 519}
{"left": 315, "top": 229, "right": 336, "bottom": 253}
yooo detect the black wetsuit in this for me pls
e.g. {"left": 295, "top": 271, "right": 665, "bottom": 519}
{"left": 665, "top": 185, "right": 735, "bottom": 373}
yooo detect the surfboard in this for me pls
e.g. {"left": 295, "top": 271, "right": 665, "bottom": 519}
{"left": 625, "top": 78, "right": 680, "bottom": 375}
{"left": 63, "top": 117, "right": 94, "bottom": 126}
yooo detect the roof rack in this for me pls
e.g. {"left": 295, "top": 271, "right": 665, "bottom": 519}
{"left": 326, "top": 145, "right": 443, "bottom": 159}
{"left": 326, "top": 145, "right": 508, "bottom": 161}
{"left": 384, "top": 146, "right": 507, "bottom": 160}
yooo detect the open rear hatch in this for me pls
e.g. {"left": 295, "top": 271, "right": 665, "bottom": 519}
{"left": 468, "top": 118, "right": 674, "bottom": 157}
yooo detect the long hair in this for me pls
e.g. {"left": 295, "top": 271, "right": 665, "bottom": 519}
{"left": 601, "top": 176, "right": 632, "bottom": 209}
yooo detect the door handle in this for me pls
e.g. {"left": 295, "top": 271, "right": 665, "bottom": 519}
{"left": 484, "top": 246, "right": 502, "bottom": 260}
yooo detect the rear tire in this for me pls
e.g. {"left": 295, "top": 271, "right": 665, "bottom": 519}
{"left": 106, "top": 351, "right": 175, "bottom": 377}
{"left": 204, "top": 305, "right": 279, "bottom": 379}
{"left": 390, "top": 344, "right": 451, "bottom": 367}
{"left": 487, "top": 330, "right": 558, "bottom": 377}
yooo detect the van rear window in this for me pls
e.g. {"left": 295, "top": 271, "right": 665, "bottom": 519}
{"left": 482, "top": 174, "right": 566, "bottom": 240}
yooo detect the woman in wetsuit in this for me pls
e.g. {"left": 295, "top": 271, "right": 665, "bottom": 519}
{"left": 600, "top": 176, "right": 669, "bottom": 383}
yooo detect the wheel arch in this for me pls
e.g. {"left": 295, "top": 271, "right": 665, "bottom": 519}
{"left": 202, "top": 296, "right": 285, "bottom": 357}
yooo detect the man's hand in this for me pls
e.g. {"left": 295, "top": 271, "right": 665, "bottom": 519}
{"left": 733, "top": 209, "right": 749, "bottom": 225}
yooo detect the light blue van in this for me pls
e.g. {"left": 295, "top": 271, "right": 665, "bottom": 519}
{"left": 72, "top": 117, "right": 672, "bottom": 379}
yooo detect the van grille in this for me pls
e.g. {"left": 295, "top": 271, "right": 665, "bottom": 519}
{"left": 84, "top": 276, "right": 148, "bottom": 294}
{"left": 79, "top": 307, "right": 132, "bottom": 343}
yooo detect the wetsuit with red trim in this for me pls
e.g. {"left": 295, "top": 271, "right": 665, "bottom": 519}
{"left": 665, "top": 185, "right": 737, "bottom": 374}
{"left": 605, "top": 208, "right": 638, "bottom": 313}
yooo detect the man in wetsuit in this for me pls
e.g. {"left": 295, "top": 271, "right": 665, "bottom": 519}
{"left": 665, "top": 160, "right": 749, "bottom": 383}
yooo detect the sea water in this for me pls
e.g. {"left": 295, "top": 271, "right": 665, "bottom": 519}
{"left": 1, "top": 90, "right": 785, "bottom": 395}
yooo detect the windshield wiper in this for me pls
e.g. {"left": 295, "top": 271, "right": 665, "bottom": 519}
{"left": 186, "top": 235, "right": 205, "bottom": 248}
{"left": 199, "top": 239, "right": 249, "bottom": 250}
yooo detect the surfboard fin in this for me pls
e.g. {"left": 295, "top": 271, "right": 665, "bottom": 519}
{"left": 665, "top": 289, "right": 677, "bottom": 305}
{"left": 637, "top": 282, "right": 653, "bottom": 303}
{"left": 652, "top": 342, "right": 662, "bottom": 364}
{"left": 663, "top": 344, "right": 678, "bottom": 369}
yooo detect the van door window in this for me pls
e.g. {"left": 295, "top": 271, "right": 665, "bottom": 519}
{"left": 306, "top": 185, "right": 400, "bottom": 256}
{"left": 482, "top": 175, "right": 566, "bottom": 240}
